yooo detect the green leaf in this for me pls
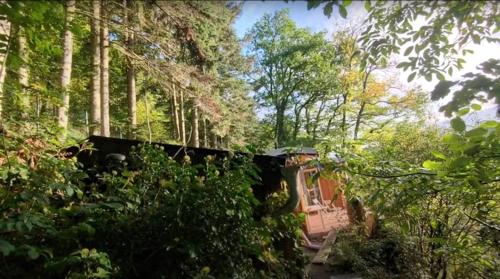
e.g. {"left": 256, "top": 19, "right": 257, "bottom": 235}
{"left": 339, "top": 5, "right": 348, "bottom": 19}
{"left": 28, "top": 247, "right": 40, "bottom": 260}
{"left": 0, "top": 239, "right": 15, "bottom": 256}
{"left": 450, "top": 117, "right": 466, "bottom": 132}
{"left": 471, "top": 104, "right": 481, "bottom": 111}
{"left": 430, "top": 219, "right": 439, "bottom": 230}
{"left": 480, "top": 120, "right": 498, "bottom": 129}
{"left": 94, "top": 267, "right": 110, "bottom": 278}
{"left": 81, "top": 248, "right": 90, "bottom": 258}
{"left": 343, "top": 0, "right": 352, "bottom": 7}
{"left": 307, "top": 0, "right": 322, "bottom": 10}
{"left": 443, "top": 133, "right": 462, "bottom": 145}
{"left": 431, "top": 80, "right": 456, "bottom": 100}
{"left": 431, "top": 151, "right": 446, "bottom": 160}
{"left": 465, "top": 127, "right": 487, "bottom": 139}
{"left": 472, "top": 34, "right": 480, "bottom": 44}
{"left": 403, "top": 46, "right": 413, "bottom": 56}
{"left": 407, "top": 72, "right": 416, "bottom": 82}
{"left": 423, "top": 160, "right": 441, "bottom": 170}
{"left": 364, "top": 0, "right": 372, "bottom": 11}
{"left": 436, "top": 71, "right": 445, "bottom": 81}
{"left": 449, "top": 157, "right": 469, "bottom": 169}
{"left": 457, "top": 108, "right": 470, "bottom": 116}
{"left": 323, "top": 3, "right": 333, "bottom": 17}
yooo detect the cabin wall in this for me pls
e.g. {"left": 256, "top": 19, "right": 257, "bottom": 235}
{"left": 318, "top": 177, "right": 345, "bottom": 208}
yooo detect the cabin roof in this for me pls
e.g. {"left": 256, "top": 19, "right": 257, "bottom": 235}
{"left": 265, "top": 147, "right": 318, "bottom": 157}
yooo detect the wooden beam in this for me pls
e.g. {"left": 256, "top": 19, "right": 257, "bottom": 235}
{"left": 312, "top": 230, "right": 337, "bottom": 265}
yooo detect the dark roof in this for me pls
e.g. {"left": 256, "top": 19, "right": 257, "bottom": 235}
{"left": 264, "top": 147, "right": 318, "bottom": 157}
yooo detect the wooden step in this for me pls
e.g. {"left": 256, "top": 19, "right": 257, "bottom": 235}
{"left": 311, "top": 229, "right": 337, "bottom": 264}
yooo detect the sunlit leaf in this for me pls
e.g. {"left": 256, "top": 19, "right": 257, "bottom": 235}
{"left": 407, "top": 72, "right": 416, "bottom": 82}
{"left": 339, "top": 5, "right": 347, "bottom": 19}
{"left": 450, "top": 117, "right": 466, "bottom": 132}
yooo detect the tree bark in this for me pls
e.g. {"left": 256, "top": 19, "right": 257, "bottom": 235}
{"left": 171, "top": 83, "right": 180, "bottom": 141}
{"left": 353, "top": 101, "right": 365, "bottom": 140}
{"left": 292, "top": 103, "right": 302, "bottom": 141}
{"left": 275, "top": 104, "right": 286, "bottom": 147}
{"left": 304, "top": 106, "right": 311, "bottom": 136}
{"left": 18, "top": 26, "right": 30, "bottom": 118}
{"left": 100, "top": 0, "right": 110, "bottom": 137}
{"left": 124, "top": 0, "right": 136, "bottom": 138}
{"left": 312, "top": 100, "right": 326, "bottom": 140}
{"left": 210, "top": 125, "right": 217, "bottom": 149}
{"left": 0, "top": 9, "right": 11, "bottom": 117}
{"left": 353, "top": 69, "right": 371, "bottom": 140}
{"left": 90, "top": 0, "right": 101, "bottom": 135}
{"left": 57, "top": 0, "right": 75, "bottom": 134}
{"left": 179, "top": 89, "right": 186, "bottom": 145}
{"left": 202, "top": 118, "right": 208, "bottom": 147}
{"left": 340, "top": 92, "right": 348, "bottom": 147}
{"left": 189, "top": 98, "right": 199, "bottom": 147}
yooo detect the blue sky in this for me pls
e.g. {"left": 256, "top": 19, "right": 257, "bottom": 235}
{"left": 233, "top": 0, "right": 366, "bottom": 39}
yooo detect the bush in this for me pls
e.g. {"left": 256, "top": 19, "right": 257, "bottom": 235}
{"left": 0, "top": 131, "right": 305, "bottom": 278}
{"left": 329, "top": 226, "right": 422, "bottom": 279}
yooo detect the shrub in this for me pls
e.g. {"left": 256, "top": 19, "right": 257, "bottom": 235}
{"left": 329, "top": 226, "right": 422, "bottom": 279}
{"left": 0, "top": 131, "right": 305, "bottom": 278}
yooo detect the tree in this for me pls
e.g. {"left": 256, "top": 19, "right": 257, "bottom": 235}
{"left": 89, "top": 0, "right": 100, "bottom": 135}
{"left": 124, "top": 0, "right": 136, "bottom": 138}
{"left": 189, "top": 98, "right": 199, "bottom": 147}
{"left": 56, "top": 0, "right": 75, "bottom": 135}
{"left": 100, "top": 0, "right": 110, "bottom": 137}
{"left": 247, "top": 10, "right": 333, "bottom": 147}
{"left": 17, "top": 25, "right": 29, "bottom": 118}
{"left": 311, "top": 2, "right": 499, "bottom": 277}
{"left": 0, "top": 1, "right": 10, "bottom": 117}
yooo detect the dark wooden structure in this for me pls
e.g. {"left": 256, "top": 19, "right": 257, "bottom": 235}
{"left": 77, "top": 136, "right": 286, "bottom": 204}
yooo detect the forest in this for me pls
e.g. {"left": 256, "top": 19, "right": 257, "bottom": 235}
{"left": 0, "top": 0, "right": 498, "bottom": 278}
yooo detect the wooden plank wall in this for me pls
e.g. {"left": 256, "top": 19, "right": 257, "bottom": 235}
{"left": 319, "top": 177, "right": 345, "bottom": 208}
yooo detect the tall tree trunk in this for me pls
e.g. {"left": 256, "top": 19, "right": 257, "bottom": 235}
{"left": 124, "top": 0, "right": 136, "bottom": 138}
{"left": 18, "top": 26, "right": 30, "bottom": 118}
{"left": 353, "top": 101, "right": 365, "bottom": 140}
{"left": 57, "top": 0, "right": 75, "bottom": 134}
{"left": 179, "top": 89, "right": 186, "bottom": 145}
{"left": 210, "top": 124, "right": 217, "bottom": 149}
{"left": 292, "top": 104, "right": 302, "bottom": 141}
{"left": 353, "top": 70, "right": 371, "bottom": 140}
{"left": 202, "top": 118, "right": 208, "bottom": 147}
{"left": 171, "top": 83, "right": 180, "bottom": 140}
{"left": 312, "top": 101, "right": 326, "bottom": 140}
{"left": 100, "top": 0, "right": 110, "bottom": 137}
{"left": 340, "top": 92, "right": 348, "bottom": 147}
{"left": 275, "top": 104, "right": 286, "bottom": 147}
{"left": 189, "top": 98, "right": 199, "bottom": 147}
{"left": 90, "top": 0, "right": 101, "bottom": 135}
{"left": 304, "top": 106, "right": 311, "bottom": 135}
{"left": 0, "top": 10, "right": 11, "bottom": 117}
{"left": 325, "top": 96, "right": 341, "bottom": 135}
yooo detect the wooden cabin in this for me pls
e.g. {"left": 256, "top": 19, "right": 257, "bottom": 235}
{"left": 77, "top": 137, "right": 349, "bottom": 239}
{"left": 266, "top": 147, "right": 350, "bottom": 237}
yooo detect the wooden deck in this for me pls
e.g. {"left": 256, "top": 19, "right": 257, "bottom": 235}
{"left": 305, "top": 207, "right": 350, "bottom": 236}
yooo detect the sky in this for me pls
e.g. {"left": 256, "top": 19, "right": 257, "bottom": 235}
{"left": 232, "top": 1, "right": 499, "bottom": 124}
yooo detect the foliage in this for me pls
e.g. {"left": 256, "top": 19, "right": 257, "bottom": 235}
{"left": 329, "top": 227, "right": 420, "bottom": 279}
{"left": 246, "top": 9, "right": 339, "bottom": 147}
{"left": 333, "top": 122, "right": 499, "bottom": 278}
{"left": 0, "top": 125, "right": 305, "bottom": 278}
